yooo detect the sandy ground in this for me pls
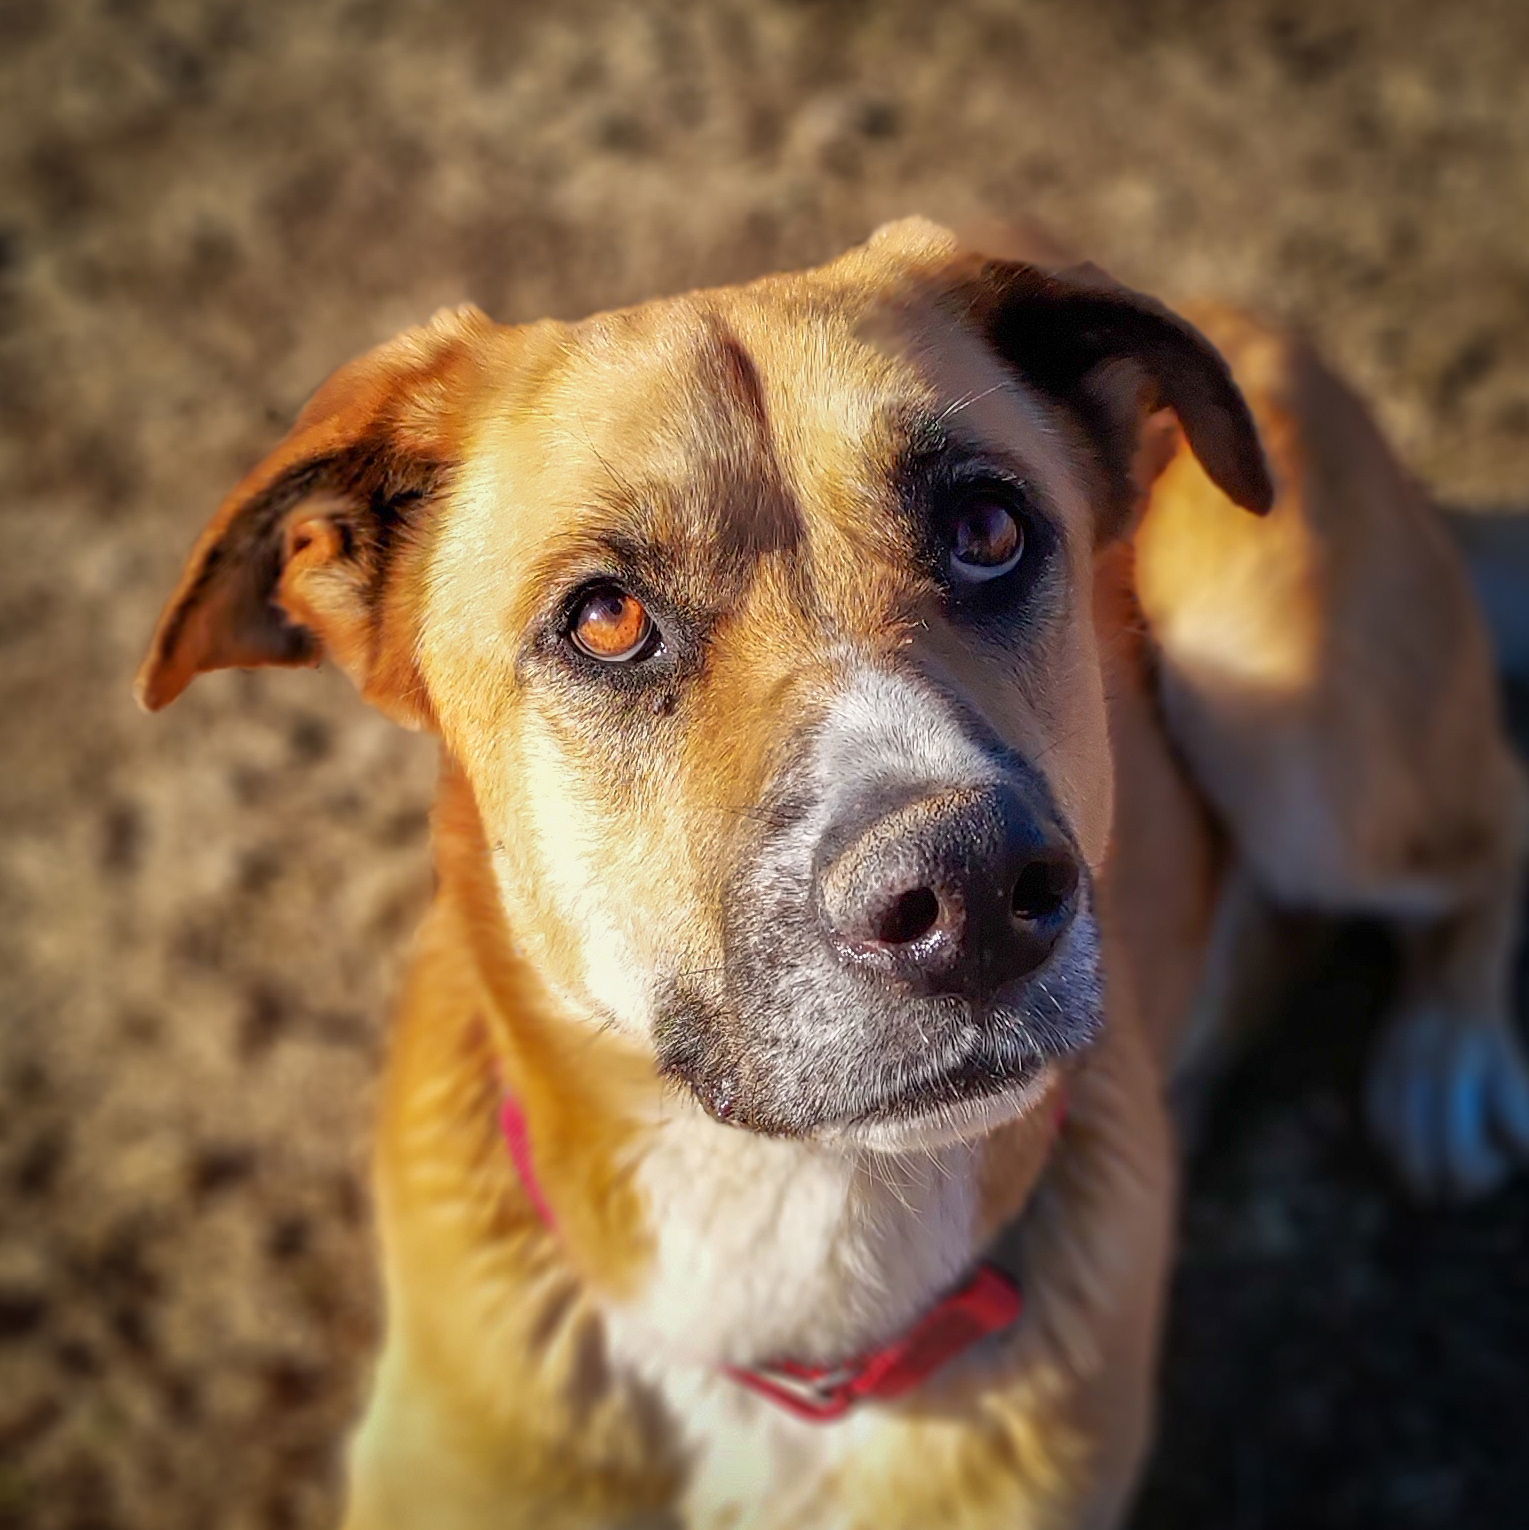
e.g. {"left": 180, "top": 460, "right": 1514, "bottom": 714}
{"left": 3, "top": 2, "right": 1528, "bottom": 1527}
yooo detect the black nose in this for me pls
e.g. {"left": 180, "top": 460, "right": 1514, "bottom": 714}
{"left": 815, "top": 787, "right": 1080, "bottom": 999}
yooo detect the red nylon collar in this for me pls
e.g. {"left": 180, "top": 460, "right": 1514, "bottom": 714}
{"left": 497, "top": 1093, "right": 1027, "bottom": 1422}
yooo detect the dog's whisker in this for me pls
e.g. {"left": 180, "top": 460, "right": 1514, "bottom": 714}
{"left": 570, "top": 410, "right": 643, "bottom": 505}
{"left": 935, "top": 382, "right": 1008, "bottom": 425}
{"left": 701, "top": 803, "right": 793, "bottom": 827}
{"left": 1032, "top": 717, "right": 1098, "bottom": 766}
{"left": 667, "top": 965, "right": 727, "bottom": 983}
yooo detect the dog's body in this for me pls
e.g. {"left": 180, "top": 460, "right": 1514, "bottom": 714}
{"left": 139, "top": 220, "right": 1529, "bottom": 1528}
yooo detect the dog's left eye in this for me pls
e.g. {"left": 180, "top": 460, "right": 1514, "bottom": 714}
{"left": 568, "top": 585, "right": 658, "bottom": 662}
{"left": 944, "top": 490, "right": 1025, "bottom": 583}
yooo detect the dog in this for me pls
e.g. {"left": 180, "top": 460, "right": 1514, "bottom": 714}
{"left": 136, "top": 217, "right": 1529, "bottom": 1529}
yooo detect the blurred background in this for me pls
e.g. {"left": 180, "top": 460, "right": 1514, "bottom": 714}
{"left": 4, "top": 1, "right": 1529, "bottom": 1527}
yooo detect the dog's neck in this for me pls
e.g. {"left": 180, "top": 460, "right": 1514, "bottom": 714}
{"left": 600, "top": 1100, "right": 983, "bottom": 1369}
{"left": 501, "top": 1039, "right": 1064, "bottom": 1379}
{"left": 425, "top": 759, "right": 1068, "bottom": 1374}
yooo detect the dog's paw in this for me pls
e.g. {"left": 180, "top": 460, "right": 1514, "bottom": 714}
{"left": 1365, "top": 1007, "right": 1529, "bottom": 1201}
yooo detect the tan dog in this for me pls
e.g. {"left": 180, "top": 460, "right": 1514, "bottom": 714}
{"left": 137, "top": 218, "right": 1529, "bottom": 1529}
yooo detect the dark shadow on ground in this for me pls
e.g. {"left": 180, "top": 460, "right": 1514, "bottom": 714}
{"left": 1137, "top": 683, "right": 1529, "bottom": 1530}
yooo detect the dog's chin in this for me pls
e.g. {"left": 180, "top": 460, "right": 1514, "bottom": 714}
{"left": 827, "top": 1063, "right": 1059, "bottom": 1154}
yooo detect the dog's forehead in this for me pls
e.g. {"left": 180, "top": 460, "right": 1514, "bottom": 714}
{"left": 440, "top": 262, "right": 1082, "bottom": 651}
{"left": 540, "top": 284, "right": 924, "bottom": 487}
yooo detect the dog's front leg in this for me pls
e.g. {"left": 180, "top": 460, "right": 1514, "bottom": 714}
{"left": 341, "top": 1353, "right": 539, "bottom": 1530}
{"left": 341, "top": 1343, "right": 679, "bottom": 1530}
{"left": 1366, "top": 818, "right": 1529, "bottom": 1199}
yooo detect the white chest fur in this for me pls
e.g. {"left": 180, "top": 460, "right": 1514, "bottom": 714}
{"left": 606, "top": 1104, "right": 982, "bottom": 1368}
{"left": 598, "top": 1106, "right": 984, "bottom": 1523}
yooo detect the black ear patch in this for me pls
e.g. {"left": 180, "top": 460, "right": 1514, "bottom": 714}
{"left": 975, "top": 260, "right": 1274, "bottom": 528}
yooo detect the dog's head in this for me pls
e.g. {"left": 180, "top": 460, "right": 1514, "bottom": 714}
{"left": 139, "top": 218, "right": 1269, "bottom": 1149}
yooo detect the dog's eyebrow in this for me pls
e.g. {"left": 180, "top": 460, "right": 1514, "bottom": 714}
{"left": 895, "top": 408, "right": 956, "bottom": 471}
{"left": 517, "top": 518, "right": 683, "bottom": 608}
{"left": 891, "top": 408, "right": 1032, "bottom": 492}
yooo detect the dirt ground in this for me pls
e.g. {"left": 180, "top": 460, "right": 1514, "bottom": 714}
{"left": 3, "top": 2, "right": 1529, "bottom": 1527}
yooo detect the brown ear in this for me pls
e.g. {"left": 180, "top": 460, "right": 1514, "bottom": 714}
{"left": 970, "top": 257, "right": 1274, "bottom": 532}
{"left": 136, "top": 304, "right": 495, "bottom": 726}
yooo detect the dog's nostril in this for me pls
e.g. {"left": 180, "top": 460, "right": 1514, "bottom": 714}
{"left": 874, "top": 886, "right": 942, "bottom": 946}
{"left": 1012, "top": 853, "right": 1079, "bottom": 923}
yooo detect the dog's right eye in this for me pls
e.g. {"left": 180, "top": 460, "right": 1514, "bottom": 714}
{"left": 943, "top": 488, "right": 1026, "bottom": 584}
{"left": 567, "top": 585, "right": 658, "bottom": 663}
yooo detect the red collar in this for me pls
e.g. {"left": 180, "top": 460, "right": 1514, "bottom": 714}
{"left": 498, "top": 1094, "right": 1026, "bottom": 1422}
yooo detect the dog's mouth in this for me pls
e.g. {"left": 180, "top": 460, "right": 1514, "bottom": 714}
{"left": 658, "top": 954, "right": 1097, "bottom": 1144}
{"left": 824, "top": 990, "right": 1070, "bottom": 1142}
{"left": 839, "top": 1058, "right": 1060, "bottom": 1153}
{"left": 850, "top": 1040, "right": 1048, "bottom": 1122}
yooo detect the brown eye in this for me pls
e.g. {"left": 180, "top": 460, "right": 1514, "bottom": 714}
{"left": 569, "top": 585, "right": 656, "bottom": 662}
{"left": 948, "top": 494, "right": 1024, "bottom": 582}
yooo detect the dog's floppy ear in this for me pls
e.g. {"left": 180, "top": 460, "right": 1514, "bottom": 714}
{"left": 136, "top": 304, "right": 495, "bottom": 726}
{"left": 972, "top": 257, "right": 1274, "bottom": 533}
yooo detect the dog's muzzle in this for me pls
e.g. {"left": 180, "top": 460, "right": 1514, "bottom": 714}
{"left": 656, "top": 667, "right": 1104, "bottom": 1138}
